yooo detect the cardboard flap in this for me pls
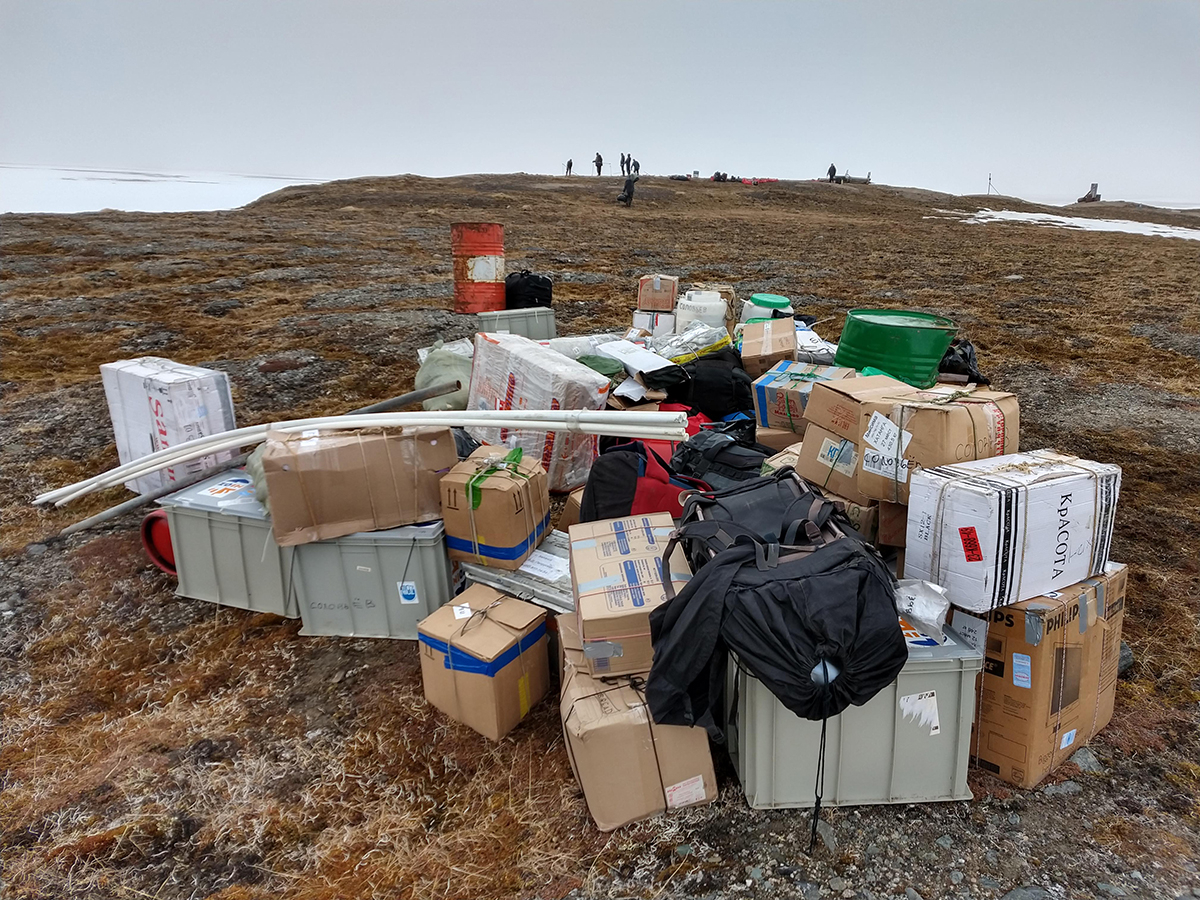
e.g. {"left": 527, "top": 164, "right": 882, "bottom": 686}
{"left": 560, "top": 670, "right": 648, "bottom": 739}
{"left": 418, "top": 585, "right": 545, "bottom": 662}
{"left": 812, "top": 374, "right": 910, "bottom": 401}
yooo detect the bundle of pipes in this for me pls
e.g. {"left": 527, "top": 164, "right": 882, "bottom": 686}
{"left": 35, "top": 408, "right": 689, "bottom": 509}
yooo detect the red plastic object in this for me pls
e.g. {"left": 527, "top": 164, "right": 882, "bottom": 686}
{"left": 141, "top": 509, "right": 176, "bottom": 574}
{"left": 451, "top": 222, "right": 506, "bottom": 313}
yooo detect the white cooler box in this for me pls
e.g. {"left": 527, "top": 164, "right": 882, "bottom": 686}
{"left": 727, "top": 622, "right": 983, "bottom": 808}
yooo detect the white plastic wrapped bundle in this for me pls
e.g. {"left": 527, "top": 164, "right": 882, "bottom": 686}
{"left": 465, "top": 333, "right": 611, "bottom": 491}
{"left": 649, "top": 321, "right": 731, "bottom": 363}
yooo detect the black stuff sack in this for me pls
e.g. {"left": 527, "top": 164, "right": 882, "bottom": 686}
{"left": 665, "top": 348, "right": 754, "bottom": 421}
{"left": 670, "top": 430, "right": 768, "bottom": 493}
{"left": 505, "top": 270, "right": 553, "bottom": 309}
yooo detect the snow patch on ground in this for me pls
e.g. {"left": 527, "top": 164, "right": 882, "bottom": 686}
{"left": 930, "top": 208, "right": 1200, "bottom": 242}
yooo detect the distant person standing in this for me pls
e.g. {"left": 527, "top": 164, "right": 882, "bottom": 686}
{"left": 566, "top": 158, "right": 573, "bottom": 176}
{"left": 827, "top": 163, "right": 837, "bottom": 183}
{"left": 594, "top": 153, "right": 603, "bottom": 176}
{"left": 632, "top": 158, "right": 640, "bottom": 176}
{"left": 620, "top": 153, "right": 628, "bottom": 176}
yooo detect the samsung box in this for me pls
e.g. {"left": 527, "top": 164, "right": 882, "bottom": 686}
{"left": 637, "top": 274, "right": 679, "bottom": 312}
{"left": 569, "top": 514, "right": 690, "bottom": 677}
{"left": 441, "top": 447, "right": 551, "bottom": 571}
{"left": 259, "top": 426, "right": 456, "bottom": 546}
{"left": 101, "top": 357, "right": 237, "bottom": 494}
{"left": 740, "top": 320, "right": 797, "bottom": 379}
{"left": 727, "top": 621, "right": 983, "bottom": 808}
{"left": 418, "top": 584, "right": 550, "bottom": 741}
{"left": 561, "top": 655, "right": 717, "bottom": 830}
{"left": 906, "top": 451, "right": 1121, "bottom": 612}
{"left": 951, "top": 563, "right": 1127, "bottom": 788}
{"left": 467, "top": 333, "right": 611, "bottom": 492}
{"left": 752, "top": 362, "right": 856, "bottom": 432}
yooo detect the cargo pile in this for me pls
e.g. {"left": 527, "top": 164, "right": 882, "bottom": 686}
{"left": 37, "top": 231, "right": 1129, "bottom": 841}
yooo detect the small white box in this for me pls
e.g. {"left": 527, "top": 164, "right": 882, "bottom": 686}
{"left": 905, "top": 450, "right": 1121, "bottom": 612}
{"left": 632, "top": 311, "right": 676, "bottom": 337}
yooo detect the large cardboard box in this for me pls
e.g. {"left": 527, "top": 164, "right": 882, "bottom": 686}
{"left": 557, "top": 611, "right": 584, "bottom": 692}
{"left": 906, "top": 451, "right": 1122, "bottom": 612}
{"left": 794, "top": 424, "right": 871, "bottom": 506}
{"left": 101, "top": 357, "right": 238, "bottom": 494}
{"left": 637, "top": 274, "right": 679, "bottom": 311}
{"left": 802, "top": 375, "right": 912, "bottom": 441}
{"left": 952, "top": 563, "right": 1127, "bottom": 788}
{"left": 752, "top": 362, "right": 856, "bottom": 432}
{"left": 740, "top": 319, "right": 796, "bottom": 379}
{"left": 418, "top": 584, "right": 550, "bottom": 742}
{"left": 260, "top": 426, "right": 456, "bottom": 546}
{"left": 466, "top": 333, "right": 611, "bottom": 492}
{"left": 854, "top": 386, "right": 1020, "bottom": 504}
{"left": 877, "top": 500, "right": 907, "bottom": 547}
{"left": 561, "top": 660, "right": 717, "bottom": 830}
{"left": 441, "top": 447, "right": 551, "bottom": 571}
{"left": 756, "top": 426, "right": 804, "bottom": 453}
{"left": 570, "top": 514, "right": 690, "bottom": 677}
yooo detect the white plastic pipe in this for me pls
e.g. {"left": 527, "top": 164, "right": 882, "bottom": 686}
{"left": 37, "top": 410, "right": 688, "bottom": 507}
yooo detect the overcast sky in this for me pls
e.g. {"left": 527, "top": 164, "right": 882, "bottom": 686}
{"left": 2, "top": 0, "right": 1198, "bottom": 206}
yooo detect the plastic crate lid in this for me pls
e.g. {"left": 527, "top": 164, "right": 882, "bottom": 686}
{"left": 157, "top": 469, "right": 265, "bottom": 519}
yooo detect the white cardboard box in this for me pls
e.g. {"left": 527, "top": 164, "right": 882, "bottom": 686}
{"left": 632, "top": 311, "right": 676, "bottom": 338}
{"left": 905, "top": 450, "right": 1121, "bottom": 612}
{"left": 100, "top": 357, "right": 237, "bottom": 494}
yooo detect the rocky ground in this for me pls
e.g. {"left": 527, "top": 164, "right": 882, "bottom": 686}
{"left": 1, "top": 175, "right": 1199, "bottom": 900}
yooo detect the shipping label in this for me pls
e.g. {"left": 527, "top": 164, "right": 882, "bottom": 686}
{"left": 898, "top": 690, "right": 941, "bottom": 735}
{"left": 816, "top": 437, "right": 857, "bottom": 477}
{"left": 862, "top": 411, "right": 913, "bottom": 458}
{"left": 665, "top": 774, "right": 708, "bottom": 809}
{"left": 398, "top": 581, "right": 420, "bottom": 605}
{"left": 959, "top": 526, "right": 984, "bottom": 562}
{"left": 1012, "top": 652, "right": 1032, "bottom": 688}
{"left": 861, "top": 448, "right": 913, "bottom": 481}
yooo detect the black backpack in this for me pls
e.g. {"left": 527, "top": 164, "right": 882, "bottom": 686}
{"left": 670, "top": 430, "right": 768, "bottom": 493}
{"left": 579, "top": 442, "right": 709, "bottom": 522}
{"left": 505, "top": 270, "right": 553, "bottom": 309}
{"left": 664, "top": 348, "right": 754, "bottom": 421}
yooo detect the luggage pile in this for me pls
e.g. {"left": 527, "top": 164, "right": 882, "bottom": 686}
{"left": 76, "top": 251, "right": 1127, "bottom": 840}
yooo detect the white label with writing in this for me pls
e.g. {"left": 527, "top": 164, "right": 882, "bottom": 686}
{"left": 451, "top": 603, "right": 473, "bottom": 620}
{"left": 398, "top": 581, "right": 420, "bottom": 605}
{"left": 816, "top": 437, "right": 857, "bottom": 477}
{"left": 898, "top": 690, "right": 941, "bottom": 735}
{"left": 1059, "top": 728, "right": 1077, "bottom": 749}
{"left": 665, "top": 774, "right": 708, "bottom": 809}
{"left": 519, "top": 549, "right": 571, "bottom": 582}
{"left": 862, "top": 411, "right": 913, "bottom": 457}
{"left": 861, "top": 448, "right": 914, "bottom": 482}
{"left": 951, "top": 611, "right": 988, "bottom": 653}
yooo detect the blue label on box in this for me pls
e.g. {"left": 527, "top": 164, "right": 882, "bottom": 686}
{"left": 614, "top": 520, "right": 630, "bottom": 555}
{"left": 1012, "top": 652, "right": 1032, "bottom": 689}
{"left": 624, "top": 559, "right": 645, "bottom": 606}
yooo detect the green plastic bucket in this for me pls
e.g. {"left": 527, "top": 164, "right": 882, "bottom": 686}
{"left": 834, "top": 309, "right": 957, "bottom": 388}
{"left": 748, "top": 293, "right": 791, "bottom": 310}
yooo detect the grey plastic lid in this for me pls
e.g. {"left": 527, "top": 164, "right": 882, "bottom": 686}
{"left": 901, "top": 623, "right": 982, "bottom": 662}
{"left": 157, "top": 468, "right": 266, "bottom": 519}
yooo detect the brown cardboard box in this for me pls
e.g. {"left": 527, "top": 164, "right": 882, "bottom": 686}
{"left": 260, "top": 426, "right": 456, "bottom": 546}
{"left": 740, "top": 319, "right": 797, "bottom": 379}
{"left": 756, "top": 426, "right": 805, "bottom": 453}
{"left": 441, "top": 447, "right": 551, "bottom": 571}
{"left": 760, "top": 441, "right": 805, "bottom": 474}
{"left": 802, "top": 375, "right": 912, "bottom": 441}
{"left": 570, "top": 514, "right": 690, "bottom": 677}
{"left": 559, "top": 487, "right": 585, "bottom": 531}
{"left": 854, "top": 386, "right": 1020, "bottom": 504}
{"left": 952, "top": 563, "right": 1128, "bottom": 788}
{"left": 877, "top": 500, "right": 907, "bottom": 547}
{"left": 418, "top": 584, "right": 550, "bottom": 742}
{"left": 637, "top": 274, "right": 678, "bottom": 312}
{"left": 557, "top": 612, "right": 584, "bottom": 692}
{"left": 561, "top": 662, "right": 717, "bottom": 831}
{"left": 752, "top": 363, "right": 857, "bottom": 433}
{"left": 794, "top": 424, "right": 871, "bottom": 505}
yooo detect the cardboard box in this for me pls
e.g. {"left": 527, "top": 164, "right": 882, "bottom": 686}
{"left": 752, "top": 362, "right": 857, "bottom": 432}
{"left": 877, "top": 500, "right": 907, "bottom": 547}
{"left": 802, "top": 374, "right": 912, "bottom": 441}
{"left": 632, "top": 311, "right": 676, "bottom": 337}
{"left": 559, "top": 487, "right": 585, "bottom": 531}
{"left": 836, "top": 495, "right": 878, "bottom": 545}
{"left": 854, "top": 386, "right": 1020, "bottom": 504}
{"left": 418, "top": 584, "right": 550, "bottom": 742}
{"left": 467, "top": 333, "right": 611, "bottom": 492}
{"left": 569, "top": 514, "right": 691, "bottom": 677}
{"left": 952, "top": 563, "right": 1127, "bottom": 788}
{"left": 761, "top": 441, "right": 805, "bottom": 475}
{"left": 637, "top": 274, "right": 678, "bottom": 311}
{"left": 907, "top": 451, "right": 1122, "bottom": 612}
{"left": 441, "top": 447, "right": 551, "bottom": 571}
{"left": 756, "top": 426, "right": 805, "bottom": 453}
{"left": 101, "top": 357, "right": 238, "bottom": 494}
{"left": 794, "top": 424, "right": 871, "bottom": 506}
{"left": 740, "top": 319, "right": 797, "bottom": 379}
{"left": 260, "top": 426, "right": 456, "bottom": 546}
{"left": 557, "top": 611, "right": 584, "bottom": 692}
{"left": 561, "top": 660, "right": 717, "bottom": 830}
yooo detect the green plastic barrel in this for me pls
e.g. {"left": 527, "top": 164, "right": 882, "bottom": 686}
{"left": 834, "top": 309, "right": 958, "bottom": 389}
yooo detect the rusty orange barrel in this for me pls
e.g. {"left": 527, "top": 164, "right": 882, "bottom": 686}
{"left": 451, "top": 222, "right": 506, "bottom": 314}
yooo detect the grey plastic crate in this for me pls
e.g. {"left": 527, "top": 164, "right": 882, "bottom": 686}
{"left": 477, "top": 307, "right": 557, "bottom": 340}
{"left": 461, "top": 529, "right": 573, "bottom": 614}
{"left": 727, "top": 623, "right": 983, "bottom": 808}
{"left": 293, "top": 522, "right": 452, "bottom": 639}
{"left": 158, "top": 469, "right": 299, "bottom": 618}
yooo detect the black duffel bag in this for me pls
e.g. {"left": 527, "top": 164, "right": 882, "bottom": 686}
{"left": 664, "top": 348, "right": 754, "bottom": 421}
{"left": 505, "top": 270, "right": 553, "bottom": 309}
{"left": 670, "top": 429, "right": 768, "bottom": 492}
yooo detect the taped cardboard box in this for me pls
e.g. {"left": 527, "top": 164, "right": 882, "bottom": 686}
{"left": 570, "top": 514, "right": 691, "bottom": 677}
{"left": 756, "top": 426, "right": 805, "bottom": 453}
{"left": 802, "top": 374, "right": 912, "bottom": 441}
{"left": 877, "top": 500, "right": 907, "bottom": 547}
{"left": 260, "top": 426, "right": 456, "bottom": 546}
{"left": 794, "top": 424, "right": 871, "bottom": 506}
{"left": 561, "top": 660, "right": 717, "bottom": 831}
{"left": 101, "top": 357, "right": 238, "bottom": 494}
{"left": 752, "top": 362, "right": 856, "bottom": 433}
{"left": 854, "top": 386, "right": 1020, "bottom": 504}
{"left": 466, "top": 332, "right": 611, "bottom": 492}
{"left": 418, "top": 584, "right": 550, "bottom": 742}
{"left": 441, "top": 447, "right": 551, "bottom": 571}
{"left": 906, "top": 451, "right": 1122, "bottom": 612}
{"left": 637, "top": 274, "right": 679, "bottom": 312}
{"left": 951, "top": 563, "right": 1127, "bottom": 788}
{"left": 740, "top": 319, "right": 797, "bottom": 379}
{"left": 557, "top": 611, "right": 584, "bottom": 692}
{"left": 761, "top": 441, "right": 805, "bottom": 475}
{"left": 559, "top": 487, "right": 585, "bottom": 531}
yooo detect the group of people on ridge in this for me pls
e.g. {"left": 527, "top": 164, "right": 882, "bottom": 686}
{"left": 563, "top": 152, "right": 642, "bottom": 207}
